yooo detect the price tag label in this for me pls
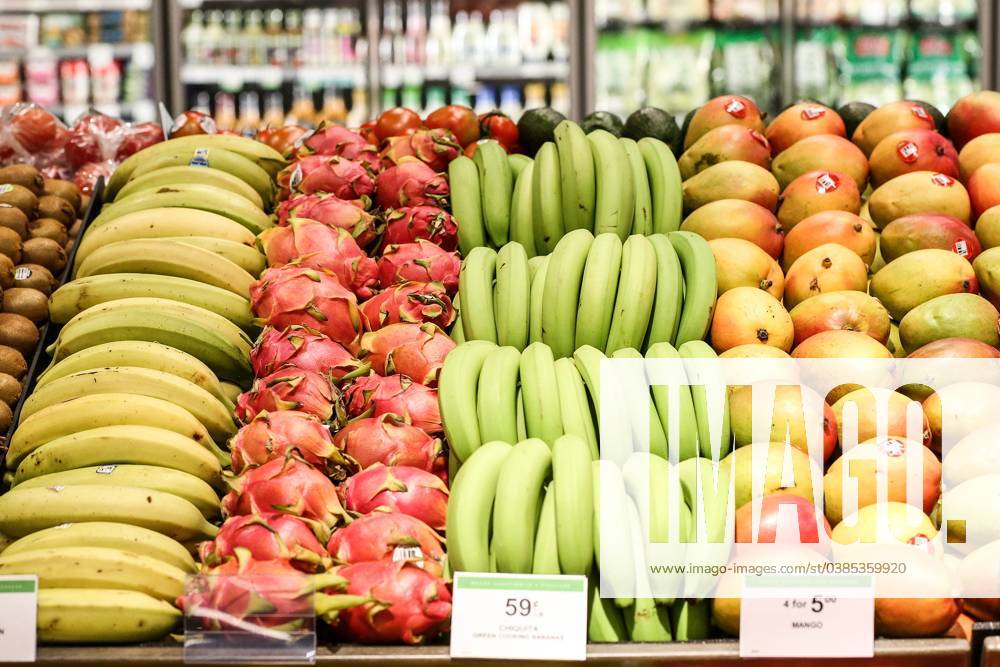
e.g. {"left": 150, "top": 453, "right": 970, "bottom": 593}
{"left": 450, "top": 573, "right": 587, "bottom": 662}
{"left": 740, "top": 575, "right": 874, "bottom": 658}
{"left": 0, "top": 576, "right": 37, "bottom": 663}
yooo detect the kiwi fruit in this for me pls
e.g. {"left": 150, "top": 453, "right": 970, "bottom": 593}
{"left": 0, "top": 255, "right": 13, "bottom": 289}
{"left": 42, "top": 178, "right": 82, "bottom": 214}
{"left": 13, "top": 263, "right": 56, "bottom": 294}
{"left": 36, "top": 195, "right": 75, "bottom": 226}
{"left": 3, "top": 287, "right": 49, "bottom": 324}
{"left": 0, "top": 164, "right": 43, "bottom": 196}
{"left": 68, "top": 218, "right": 82, "bottom": 240}
{"left": 0, "top": 227, "right": 22, "bottom": 263}
{"left": 28, "top": 218, "right": 68, "bottom": 246}
{"left": 20, "top": 237, "right": 65, "bottom": 275}
{"left": 0, "top": 372, "right": 21, "bottom": 406}
{"left": 0, "top": 183, "right": 38, "bottom": 218}
{"left": 0, "top": 345, "right": 26, "bottom": 379}
{"left": 0, "top": 313, "right": 38, "bottom": 356}
{"left": 0, "top": 204, "right": 28, "bottom": 239}
{"left": 0, "top": 400, "right": 11, "bottom": 432}
{"left": 80, "top": 194, "right": 91, "bottom": 214}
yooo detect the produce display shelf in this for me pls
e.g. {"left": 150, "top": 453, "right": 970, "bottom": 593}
{"left": 179, "top": 65, "right": 368, "bottom": 87}
{"left": 18, "top": 638, "right": 971, "bottom": 666}
{"left": 983, "top": 636, "right": 1000, "bottom": 667}
{"left": 0, "top": 0, "right": 150, "bottom": 11}
{"left": 380, "top": 62, "right": 571, "bottom": 84}
{"left": 0, "top": 43, "right": 152, "bottom": 59}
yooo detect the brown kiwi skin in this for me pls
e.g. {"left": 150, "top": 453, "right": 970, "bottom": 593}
{"left": 0, "top": 401, "right": 12, "bottom": 432}
{"left": 36, "top": 195, "right": 75, "bottom": 226}
{"left": 42, "top": 178, "right": 82, "bottom": 214}
{"left": 0, "top": 255, "right": 13, "bottom": 289}
{"left": 20, "top": 237, "right": 65, "bottom": 275}
{"left": 0, "top": 345, "right": 27, "bottom": 379}
{"left": 13, "top": 263, "right": 56, "bottom": 294}
{"left": 0, "top": 183, "right": 38, "bottom": 218}
{"left": 0, "top": 372, "right": 21, "bottom": 406}
{"left": 0, "top": 313, "right": 39, "bottom": 357}
{"left": 0, "top": 227, "right": 23, "bottom": 263}
{"left": 0, "top": 205, "right": 28, "bottom": 239}
{"left": 28, "top": 218, "right": 68, "bottom": 246}
{"left": 67, "top": 218, "right": 82, "bottom": 241}
{"left": 2, "top": 287, "right": 49, "bottom": 324}
{"left": 0, "top": 165, "right": 43, "bottom": 196}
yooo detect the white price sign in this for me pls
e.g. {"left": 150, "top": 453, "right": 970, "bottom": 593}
{"left": 0, "top": 576, "right": 37, "bottom": 663}
{"left": 450, "top": 573, "right": 587, "bottom": 662}
{"left": 740, "top": 575, "right": 874, "bottom": 658}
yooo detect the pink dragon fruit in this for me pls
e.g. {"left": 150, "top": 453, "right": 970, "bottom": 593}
{"left": 319, "top": 560, "right": 451, "bottom": 645}
{"left": 277, "top": 155, "right": 376, "bottom": 201}
{"left": 296, "top": 123, "right": 380, "bottom": 172}
{"left": 380, "top": 128, "right": 461, "bottom": 172}
{"left": 381, "top": 206, "right": 458, "bottom": 250}
{"left": 250, "top": 326, "right": 368, "bottom": 381}
{"left": 333, "top": 414, "right": 446, "bottom": 475}
{"left": 229, "top": 410, "right": 356, "bottom": 476}
{"left": 343, "top": 373, "right": 442, "bottom": 433}
{"left": 326, "top": 512, "right": 445, "bottom": 575}
{"left": 277, "top": 194, "right": 381, "bottom": 248}
{"left": 198, "top": 513, "right": 331, "bottom": 572}
{"left": 376, "top": 240, "right": 461, "bottom": 293}
{"left": 359, "top": 323, "right": 455, "bottom": 386}
{"left": 374, "top": 159, "right": 449, "bottom": 210}
{"left": 258, "top": 219, "right": 379, "bottom": 298}
{"left": 250, "top": 266, "right": 363, "bottom": 352}
{"left": 234, "top": 368, "right": 344, "bottom": 425}
{"left": 222, "top": 455, "right": 350, "bottom": 531}
{"left": 339, "top": 464, "right": 448, "bottom": 531}
{"left": 359, "top": 282, "right": 455, "bottom": 331}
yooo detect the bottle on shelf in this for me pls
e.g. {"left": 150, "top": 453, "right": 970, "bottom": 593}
{"left": 317, "top": 86, "right": 348, "bottom": 125}
{"left": 265, "top": 9, "right": 287, "bottom": 66}
{"left": 466, "top": 11, "right": 486, "bottom": 66}
{"left": 182, "top": 10, "right": 203, "bottom": 64}
{"left": 287, "top": 83, "right": 317, "bottom": 126}
{"left": 262, "top": 90, "right": 285, "bottom": 127}
{"left": 244, "top": 10, "right": 266, "bottom": 67}
{"left": 203, "top": 11, "right": 225, "bottom": 65}
{"left": 223, "top": 11, "right": 242, "bottom": 66}
{"left": 451, "top": 11, "right": 469, "bottom": 69}
{"left": 406, "top": 0, "right": 427, "bottom": 66}
{"left": 499, "top": 84, "right": 522, "bottom": 118}
{"left": 346, "top": 86, "right": 369, "bottom": 127}
{"left": 237, "top": 90, "right": 261, "bottom": 133}
{"left": 523, "top": 81, "right": 547, "bottom": 109}
{"left": 425, "top": 0, "right": 451, "bottom": 68}
{"left": 214, "top": 90, "right": 237, "bottom": 131}
{"left": 286, "top": 10, "right": 304, "bottom": 67}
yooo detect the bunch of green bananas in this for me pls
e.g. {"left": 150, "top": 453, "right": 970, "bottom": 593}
{"left": 448, "top": 122, "right": 682, "bottom": 254}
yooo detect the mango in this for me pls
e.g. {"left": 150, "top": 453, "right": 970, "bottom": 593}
{"left": 684, "top": 94, "right": 765, "bottom": 150}
{"left": 870, "top": 248, "right": 977, "bottom": 320}
{"left": 771, "top": 134, "right": 869, "bottom": 191}
{"left": 947, "top": 90, "right": 1000, "bottom": 149}
{"left": 832, "top": 502, "right": 937, "bottom": 546}
{"left": 708, "top": 237, "right": 784, "bottom": 299}
{"left": 782, "top": 211, "right": 876, "bottom": 270}
{"left": 824, "top": 437, "right": 940, "bottom": 525}
{"left": 791, "top": 330, "right": 893, "bottom": 403}
{"left": 972, "top": 246, "right": 1000, "bottom": 309}
{"left": 776, "top": 170, "right": 861, "bottom": 230}
{"left": 868, "top": 171, "right": 971, "bottom": 229}
{"left": 719, "top": 441, "right": 818, "bottom": 509}
{"left": 957, "top": 542, "right": 1000, "bottom": 620}
{"left": 852, "top": 100, "right": 938, "bottom": 156}
{"left": 942, "top": 474, "right": 1000, "bottom": 553}
{"left": 783, "top": 243, "right": 869, "bottom": 309}
{"left": 975, "top": 205, "right": 1000, "bottom": 249}
{"left": 681, "top": 160, "right": 779, "bottom": 213}
{"left": 957, "top": 133, "right": 1000, "bottom": 181}
{"left": 880, "top": 214, "right": 980, "bottom": 263}
{"left": 680, "top": 199, "right": 784, "bottom": 258}
{"left": 967, "top": 162, "right": 1000, "bottom": 219}
{"left": 678, "top": 124, "right": 771, "bottom": 180}
{"left": 903, "top": 337, "right": 1000, "bottom": 402}
{"left": 874, "top": 556, "right": 962, "bottom": 638}
{"left": 831, "top": 388, "right": 931, "bottom": 451}
{"left": 728, "top": 384, "right": 836, "bottom": 460}
{"left": 899, "top": 292, "right": 999, "bottom": 353}
{"left": 709, "top": 286, "right": 794, "bottom": 353}
{"left": 923, "top": 382, "right": 1000, "bottom": 453}
{"left": 869, "top": 129, "right": 959, "bottom": 187}
{"left": 943, "top": 423, "right": 1000, "bottom": 489}
{"left": 788, "top": 290, "right": 890, "bottom": 347}
{"left": 765, "top": 102, "right": 846, "bottom": 155}
{"left": 719, "top": 344, "right": 792, "bottom": 360}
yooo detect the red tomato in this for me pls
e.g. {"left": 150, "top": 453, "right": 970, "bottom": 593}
{"left": 257, "top": 125, "right": 309, "bottom": 156}
{"left": 74, "top": 160, "right": 115, "bottom": 196}
{"left": 479, "top": 111, "right": 518, "bottom": 151}
{"left": 10, "top": 104, "right": 63, "bottom": 153}
{"left": 64, "top": 112, "right": 123, "bottom": 169}
{"left": 116, "top": 122, "right": 164, "bottom": 160}
{"left": 375, "top": 107, "right": 422, "bottom": 142}
{"left": 425, "top": 105, "right": 480, "bottom": 147}
{"left": 169, "top": 110, "right": 217, "bottom": 138}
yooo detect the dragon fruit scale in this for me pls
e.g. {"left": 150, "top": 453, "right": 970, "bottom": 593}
{"left": 343, "top": 373, "right": 442, "bottom": 434}
{"left": 326, "top": 511, "right": 445, "bottom": 576}
{"left": 376, "top": 240, "right": 461, "bottom": 293}
{"left": 374, "top": 159, "right": 449, "bottom": 210}
{"left": 235, "top": 368, "right": 343, "bottom": 425}
{"left": 258, "top": 219, "right": 379, "bottom": 298}
{"left": 359, "top": 281, "right": 455, "bottom": 331}
{"left": 380, "top": 128, "right": 461, "bottom": 173}
{"left": 381, "top": 206, "right": 458, "bottom": 251}
{"left": 277, "top": 155, "right": 376, "bottom": 201}
{"left": 229, "top": 409, "right": 356, "bottom": 476}
{"left": 333, "top": 413, "right": 446, "bottom": 475}
{"left": 250, "top": 325, "right": 369, "bottom": 382}
{"left": 296, "top": 123, "right": 380, "bottom": 173}
{"left": 339, "top": 464, "right": 448, "bottom": 531}
{"left": 198, "top": 513, "right": 331, "bottom": 572}
{"left": 250, "top": 266, "right": 364, "bottom": 352}
{"left": 276, "top": 194, "right": 381, "bottom": 249}
{"left": 359, "top": 322, "right": 455, "bottom": 386}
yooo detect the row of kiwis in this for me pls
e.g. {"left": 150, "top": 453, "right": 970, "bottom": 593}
{"left": 0, "top": 164, "right": 86, "bottom": 432}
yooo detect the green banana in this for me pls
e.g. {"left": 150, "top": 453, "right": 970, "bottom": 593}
{"left": 646, "top": 233, "right": 685, "bottom": 347}
{"left": 532, "top": 482, "right": 560, "bottom": 574}
{"left": 446, "top": 441, "right": 513, "bottom": 572}
{"left": 439, "top": 341, "right": 496, "bottom": 463}
{"left": 575, "top": 233, "right": 623, "bottom": 352}
{"left": 519, "top": 342, "right": 564, "bottom": 446}
{"left": 588, "top": 129, "right": 635, "bottom": 241}
{"left": 476, "top": 346, "right": 521, "bottom": 444}
{"left": 494, "top": 242, "right": 531, "bottom": 350}
{"left": 554, "top": 120, "right": 596, "bottom": 233}
{"left": 645, "top": 342, "right": 699, "bottom": 461}
{"left": 668, "top": 231, "right": 717, "bottom": 346}
{"left": 531, "top": 142, "right": 565, "bottom": 254}
{"left": 554, "top": 357, "right": 599, "bottom": 460}
{"left": 588, "top": 575, "right": 629, "bottom": 642}
{"left": 679, "top": 340, "right": 732, "bottom": 461}
{"left": 552, "top": 434, "right": 594, "bottom": 575}
{"left": 671, "top": 600, "right": 711, "bottom": 640}
{"left": 493, "top": 438, "right": 552, "bottom": 573}
{"left": 509, "top": 163, "right": 537, "bottom": 258}
{"left": 528, "top": 255, "right": 549, "bottom": 343}
{"left": 516, "top": 388, "right": 528, "bottom": 442}
{"left": 639, "top": 137, "right": 683, "bottom": 234}
{"left": 611, "top": 348, "right": 668, "bottom": 460}
{"left": 623, "top": 496, "right": 673, "bottom": 641}
{"left": 593, "top": 459, "right": 635, "bottom": 607}
{"left": 605, "top": 234, "right": 658, "bottom": 354}
{"left": 474, "top": 140, "right": 513, "bottom": 248}
{"left": 449, "top": 155, "right": 487, "bottom": 253}
{"left": 508, "top": 153, "right": 532, "bottom": 180}
{"left": 541, "top": 228, "right": 595, "bottom": 359}
{"left": 620, "top": 137, "right": 653, "bottom": 235}
{"left": 451, "top": 294, "right": 465, "bottom": 345}
{"left": 459, "top": 246, "right": 498, "bottom": 343}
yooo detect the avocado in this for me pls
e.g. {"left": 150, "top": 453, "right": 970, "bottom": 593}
{"left": 677, "top": 107, "right": 698, "bottom": 156}
{"left": 623, "top": 107, "right": 680, "bottom": 150}
{"left": 518, "top": 108, "right": 567, "bottom": 157}
{"left": 836, "top": 101, "right": 877, "bottom": 139}
{"left": 580, "top": 111, "right": 624, "bottom": 137}
{"left": 912, "top": 99, "right": 947, "bottom": 136}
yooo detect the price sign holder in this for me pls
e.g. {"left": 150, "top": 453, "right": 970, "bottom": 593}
{"left": 0, "top": 575, "right": 37, "bottom": 663}
{"left": 740, "top": 574, "right": 874, "bottom": 658}
{"left": 450, "top": 572, "right": 587, "bottom": 662}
